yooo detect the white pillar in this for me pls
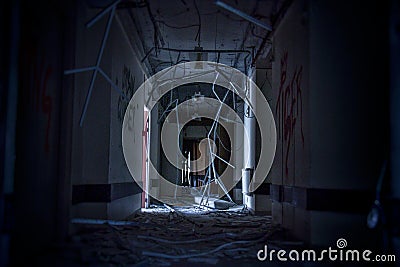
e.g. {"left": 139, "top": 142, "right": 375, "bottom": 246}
{"left": 242, "top": 68, "right": 256, "bottom": 211}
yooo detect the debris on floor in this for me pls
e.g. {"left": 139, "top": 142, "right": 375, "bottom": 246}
{"left": 65, "top": 205, "right": 281, "bottom": 266}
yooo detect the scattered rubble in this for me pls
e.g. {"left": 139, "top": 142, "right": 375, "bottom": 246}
{"left": 68, "top": 205, "right": 280, "bottom": 266}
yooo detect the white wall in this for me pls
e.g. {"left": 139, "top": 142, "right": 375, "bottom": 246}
{"left": 271, "top": 0, "right": 310, "bottom": 188}
{"left": 269, "top": 0, "right": 387, "bottom": 246}
{"left": 70, "top": 2, "right": 147, "bottom": 221}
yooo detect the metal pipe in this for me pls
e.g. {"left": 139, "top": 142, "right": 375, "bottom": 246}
{"left": 215, "top": 1, "right": 272, "bottom": 31}
{"left": 145, "top": 110, "right": 150, "bottom": 208}
{"left": 64, "top": 66, "right": 96, "bottom": 75}
{"left": 79, "top": 5, "right": 116, "bottom": 126}
{"left": 86, "top": 0, "right": 121, "bottom": 28}
{"left": 211, "top": 152, "right": 235, "bottom": 168}
{"left": 252, "top": 0, "right": 293, "bottom": 65}
{"left": 79, "top": 70, "right": 98, "bottom": 127}
{"left": 242, "top": 68, "right": 256, "bottom": 211}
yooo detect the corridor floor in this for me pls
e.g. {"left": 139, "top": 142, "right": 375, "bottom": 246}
{"left": 31, "top": 206, "right": 362, "bottom": 267}
{"left": 72, "top": 207, "right": 277, "bottom": 266}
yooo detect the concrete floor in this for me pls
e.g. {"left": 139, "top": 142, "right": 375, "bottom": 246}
{"left": 27, "top": 206, "right": 375, "bottom": 267}
{"left": 31, "top": 207, "right": 280, "bottom": 266}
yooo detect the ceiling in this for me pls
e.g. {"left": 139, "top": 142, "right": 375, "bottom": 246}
{"left": 114, "top": 0, "right": 285, "bottom": 74}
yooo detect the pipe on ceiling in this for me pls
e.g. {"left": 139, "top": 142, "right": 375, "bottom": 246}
{"left": 215, "top": 0, "right": 272, "bottom": 31}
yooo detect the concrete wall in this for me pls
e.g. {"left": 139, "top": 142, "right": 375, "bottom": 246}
{"left": 109, "top": 13, "right": 145, "bottom": 213}
{"left": 70, "top": 2, "right": 146, "bottom": 221}
{"left": 160, "top": 122, "right": 182, "bottom": 196}
{"left": 270, "top": 0, "right": 388, "bottom": 246}
{"left": 270, "top": 0, "right": 310, "bottom": 225}
{"left": 10, "top": 1, "right": 75, "bottom": 264}
{"left": 251, "top": 68, "right": 274, "bottom": 213}
{"left": 309, "top": 1, "right": 386, "bottom": 191}
{"left": 271, "top": 0, "right": 311, "bottom": 189}
{"left": 307, "top": 0, "right": 387, "bottom": 246}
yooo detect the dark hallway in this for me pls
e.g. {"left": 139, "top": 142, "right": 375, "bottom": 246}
{"left": 0, "top": 0, "right": 399, "bottom": 266}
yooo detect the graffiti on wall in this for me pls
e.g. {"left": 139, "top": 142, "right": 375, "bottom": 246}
{"left": 117, "top": 65, "right": 136, "bottom": 122}
{"left": 275, "top": 51, "right": 304, "bottom": 177}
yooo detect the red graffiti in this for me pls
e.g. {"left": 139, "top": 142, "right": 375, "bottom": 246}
{"left": 275, "top": 51, "right": 304, "bottom": 177}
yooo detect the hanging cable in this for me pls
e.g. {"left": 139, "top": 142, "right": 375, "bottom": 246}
{"left": 193, "top": 0, "right": 201, "bottom": 46}
{"left": 156, "top": 20, "right": 199, "bottom": 29}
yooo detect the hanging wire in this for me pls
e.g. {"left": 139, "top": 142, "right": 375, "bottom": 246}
{"left": 193, "top": 0, "right": 201, "bottom": 46}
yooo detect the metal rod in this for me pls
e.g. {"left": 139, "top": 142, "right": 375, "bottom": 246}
{"left": 79, "top": 5, "right": 116, "bottom": 126}
{"left": 79, "top": 70, "right": 98, "bottom": 127}
{"left": 215, "top": 177, "right": 234, "bottom": 203}
{"left": 98, "top": 67, "right": 127, "bottom": 100}
{"left": 95, "top": 7, "right": 115, "bottom": 67}
{"left": 211, "top": 152, "right": 235, "bottom": 168}
{"left": 86, "top": 0, "right": 121, "bottom": 28}
{"left": 64, "top": 66, "right": 96, "bottom": 75}
{"left": 215, "top": 0, "right": 272, "bottom": 31}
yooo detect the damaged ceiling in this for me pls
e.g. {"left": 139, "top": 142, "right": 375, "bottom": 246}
{"left": 111, "top": 0, "right": 286, "bottom": 74}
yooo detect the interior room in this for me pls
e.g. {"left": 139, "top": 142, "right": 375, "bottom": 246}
{"left": 0, "top": 0, "right": 399, "bottom": 266}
